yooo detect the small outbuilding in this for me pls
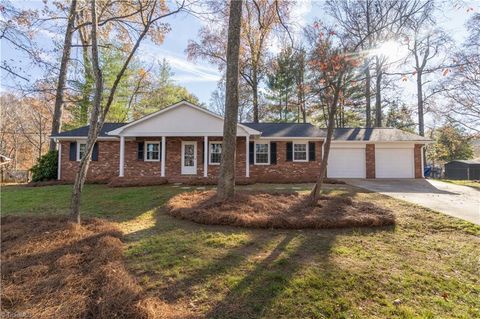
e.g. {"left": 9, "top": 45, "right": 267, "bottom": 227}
{"left": 444, "top": 160, "right": 480, "bottom": 180}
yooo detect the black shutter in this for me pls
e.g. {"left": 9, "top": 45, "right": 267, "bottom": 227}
{"left": 308, "top": 142, "right": 316, "bottom": 161}
{"left": 137, "top": 142, "right": 144, "bottom": 160}
{"left": 202, "top": 141, "right": 205, "bottom": 164}
{"left": 270, "top": 142, "right": 277, "bottom": 165}
{"left": 92, "top": 142, "right": 99, "bottom": 161}
{"left": 159, "top": 141, "right": 162, "bottom": 159}
{"left": 286, "top": 142, "right": 293, "bottom": 161}
{"left": 249, "top": 142, "right": 254, "bottom": 165}
{"left": 69, "top": 142, "right": 77, "bottom": 161}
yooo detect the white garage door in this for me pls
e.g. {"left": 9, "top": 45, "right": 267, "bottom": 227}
{"left": 376, "top": 148, "right": 414, "bottom": 178}
{"left": 327, "top": 148, "right": 366, "bottom": 178}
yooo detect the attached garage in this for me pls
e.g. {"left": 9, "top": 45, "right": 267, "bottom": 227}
{"left": 327, "top": 147, "right": 366, "bottom": 178}
{"left": 375, "top": 146, "right": 415, "bottom": 178}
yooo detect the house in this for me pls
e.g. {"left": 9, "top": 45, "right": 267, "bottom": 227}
{"left": 51, "top": 101, "right": 431, "bottom": 183}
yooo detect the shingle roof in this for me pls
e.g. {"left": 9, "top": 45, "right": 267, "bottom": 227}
{"left": 328, "top": 128, "right": 431, "bottom": 142}
{"left": 241, "top": 123, "right": 430, "bottom": 142}
{"left": 52, "top": 123, "right": 126, "bottom": 137}
{"left": 241, "top": 123, "right": 325, "bottom": 137}
{"left": 52, "top": 121, "right": 430, "bottom": 142}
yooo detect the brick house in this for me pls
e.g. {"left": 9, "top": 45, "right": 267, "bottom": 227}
{"left": 51, "top": 101, "right": 431, "bottom": 183}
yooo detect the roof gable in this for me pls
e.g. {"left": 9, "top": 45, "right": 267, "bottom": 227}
{"left": 108, "top": 101, "right": 259, "bottom": 137}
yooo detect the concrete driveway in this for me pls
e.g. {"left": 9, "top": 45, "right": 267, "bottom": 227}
{"left": 344, "top": 179, "right": 480, "bottom": 225}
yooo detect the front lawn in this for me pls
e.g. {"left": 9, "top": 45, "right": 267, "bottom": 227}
{"left": 441, "top": 179, "right": 480, "bottom": 189}
{"left": 2, "top": 183, "right": 479, "bottom": 318}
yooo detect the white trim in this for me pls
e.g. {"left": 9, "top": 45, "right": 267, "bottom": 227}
{"left": 246, "top": 135, "right": 250, "bottom": 177}
{"left": 181, "top": 141, "right": 197, "bottom": 175}
{"left": 161, "top": 136, "right": 166, "bottom": 177}
{"left": 421, "top": 145, "right": 425, "bottom": 178}
{"left": 77, "top": 142, "right": 87, "bottom": 161}
{"left": 203, "top": 136, "right": 208, "bottom": 177}
{"left": 208, "top": 141, "right": 222, "bottom": 165}
{"left": 254, "top": 141, "right": 270, "bottom": 165}
{"left": 107, "top": 101, "right": 261, "bottom": 136}
{"left": 144, "top": 141, "right": 161, "bottom": 162}
{"left": 119, "top": 136, "right": 125, "bottom": 177}
{"left": 57, "top": 142, "right": 61, "bottom": 180}
{"left": 293, "top": 141, "right": 309, "bottom": 162}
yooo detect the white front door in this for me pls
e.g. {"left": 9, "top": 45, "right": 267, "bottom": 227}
{"left": 181, "top": 141, "right": 197, "bottom": 175}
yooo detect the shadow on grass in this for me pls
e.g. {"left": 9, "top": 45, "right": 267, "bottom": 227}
{"left": 125, "top": 201, "right": 395, "bottom": 319}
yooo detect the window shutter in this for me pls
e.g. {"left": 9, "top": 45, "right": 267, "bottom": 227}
{"left": 137, "top": 142, "right": 144, "bottom": 160}
{"left": 202, "top": 141, "right": 205, "bottom": 164}
{"left": 92, "top": 142, "right": 99, "bottom": 161}
{"left": 249, "top": 142, "right": 254, "bottom": 164}
{"left": 159, "top": 141, "right": 162, "bottom": 159}
{"left": 286, "top": 142, "right": 293, "bottom": 161}
{"left": 69, "top": 142, "right": 77, "bottom": 161}
{"left": 270, "top": 142, "right": 277, "bottom": 165}
{"left": 308, "top": 142, "right": 316, "bottom": 161}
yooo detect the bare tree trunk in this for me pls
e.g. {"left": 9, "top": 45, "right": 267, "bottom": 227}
{"left": 417, "top": 70, "right": 424, "bottom": 136}
{"left": 365, "top": 62, "right": 372, "bottom": 127}
{"left": 49, "top": 0, "right": 77, "bottom": 150}
{"left": 374, "top": 57, "right": 382, "bottom": 127}
{"left": 252, "top": 75, "right": 259, "bottom": 123}
{"left": 217, "top": 0, "right": 243, "bottom": 201}
{"left": 310, "top": 76, "right": 343, "bottom": 203}
{"left": 70, "top": 0, "right": 102, "bottom": 224}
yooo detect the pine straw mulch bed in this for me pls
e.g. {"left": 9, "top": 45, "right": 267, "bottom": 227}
{"left": 166, "top": 191, "right": 395, "bottom": 229}
{"left": 1, "top": 216, "right": 191, "bottom": 319}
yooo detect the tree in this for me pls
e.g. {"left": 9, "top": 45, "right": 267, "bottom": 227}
{"left": 70, "top": 0, "right": 187, "bottom": 224}
{"left": 439, "top": 13, "right": 480, "bottom": 133}
{"left": 428, "top": 124, "right": 474, "bottom": 163}
{"left": 385, "top": 101, "right": 416, "bottom": 132}
{"left": 187, "top": 0, "right": 291, "bottom": 122}
{"left": 217, "top": 0, "right": 243, "bottom": 201}
{"left": 49, "top": 0, "right": 78, "bottom": 151}
{"left": 307, "top": 22, "right": 360, "bottom": 203}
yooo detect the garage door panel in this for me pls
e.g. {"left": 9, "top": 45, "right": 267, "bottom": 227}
{"left": 375, "top": 148, "right": 414, "bottom": 178}
{"left": 327, "top": 148, "right": 366, "bottom": 178}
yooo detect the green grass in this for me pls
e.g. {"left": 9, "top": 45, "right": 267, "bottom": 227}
{"left": 2, "top": 183, "right": 480, "bottom": 318}
{"left": 440, "top": 179, "right": 480, "bottom": 189}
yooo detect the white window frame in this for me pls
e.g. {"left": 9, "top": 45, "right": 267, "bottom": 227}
{"left": 145, "top": 141, "right": 161, "bottom": 162}
{"left": 209, "top": 141, "right": 222, "bottom": 165}
{"left": 77, "top": 142, "right": 87, "bottom": 161}
{"left": 293, "top": 142, "right": 309, "bottom": 162}
{"left": 254, "top": 142, "right": 270, "bottom": 165}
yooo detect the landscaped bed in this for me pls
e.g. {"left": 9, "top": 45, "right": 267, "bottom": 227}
{"left": 166, "top": 191, "right": 395, "bottom": 229}
{"left": 0, "top": 216, "right": 189, "bottom": 319}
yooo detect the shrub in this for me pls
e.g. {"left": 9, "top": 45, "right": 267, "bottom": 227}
{"left": 30, "top": 150, "right": 58, "bottom": 182}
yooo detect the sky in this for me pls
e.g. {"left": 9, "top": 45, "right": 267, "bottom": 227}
{"left": 0, "top": 0, "right": 478, "bottom": 106}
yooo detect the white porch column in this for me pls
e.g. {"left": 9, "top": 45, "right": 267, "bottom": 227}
{"left": 57, "top": 141, "right": 61, "bottom": 180}
{"left": 161, "top": 136, "right": 166, "bottom": 177}
{"left": 246, "top": 135, "right": 250, "bottom": 177}
{"left": 119, "top": 136, "right": 125, "bottom": 177}
{"left": 204, "top": 136, "right": 208, "bottom": 177}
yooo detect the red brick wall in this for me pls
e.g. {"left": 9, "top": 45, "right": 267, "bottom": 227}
{"left": 414, "top": 144, "right": 424, "bottom": 178}
{"left": 60, "top": 138, "right": 324, "bottom": 182}
{"left": 366, "top": 144, "right": 375, "bottom": 179}
{"left": 250, "top": 141, "right": 323, "bottom": 183}
{"left": 59, "top": 141, "right": 119, "bottom": 181}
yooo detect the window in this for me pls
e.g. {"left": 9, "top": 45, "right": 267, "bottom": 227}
{"left": 293, "top": 143, "right": 308, "bottom": 162}
{"left": 145, "top": 142, "right": 160, "bottom": 161}
{"left": 209, "top": 142, "right": 222, "bottom": 164}
{"left": 77, "top": 143, "right": 86, "bottom": 161}
{"left": 255, "top": 143, "right": 269, "bottom": 164}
